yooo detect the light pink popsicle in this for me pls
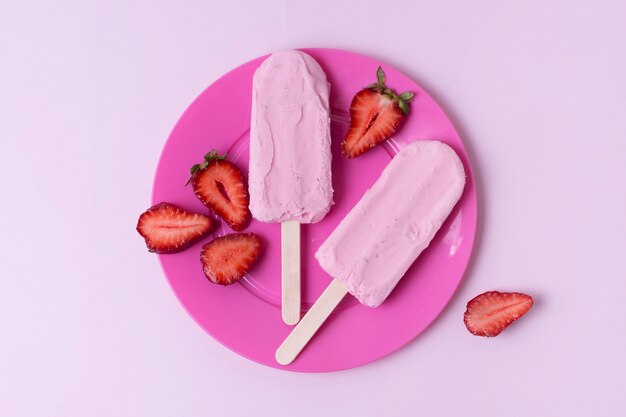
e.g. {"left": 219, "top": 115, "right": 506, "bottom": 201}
{"left": 315, "top": 141, "right": 466, "bottom": 307}
{"left": 249, "top": 50, "right": 333, "bottom": 224}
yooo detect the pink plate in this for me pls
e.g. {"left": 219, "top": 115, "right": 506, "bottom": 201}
{"left": 152, "top": 48, "right": 477, "bottom": 372}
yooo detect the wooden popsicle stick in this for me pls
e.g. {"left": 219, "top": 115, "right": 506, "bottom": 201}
{"left": 275, "top": 279, "right": 349, "bottom": 365}
{"left": 281, "top": 220, "right": 301, "bottom": 325}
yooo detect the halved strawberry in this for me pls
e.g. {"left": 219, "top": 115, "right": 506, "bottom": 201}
{"left": 464, "top": 291, "right": 534, "bottom": 337}
{"left": 200, "top": 233, "right": 261, "bottom": 285}
{"left": 342, "top": 67, "right": 414, "bottom": 158}
{"left": 136, "top": 202, "right": 212, "bottom": 253}
{"left": 187, "top": 150, "right": 250, "bottom": 231}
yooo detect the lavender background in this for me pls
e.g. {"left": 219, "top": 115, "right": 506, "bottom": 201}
{"left": 1, "top": 1, "right": 625, "bottom": 416}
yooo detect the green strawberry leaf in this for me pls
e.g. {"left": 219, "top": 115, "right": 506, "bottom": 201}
{"left": 399, "top": 92, "right": 415, "bottom": 102}
{"left": 204, "top": 150, "right": 227, "bottom": 162}
{"left": 376, "top": 66, "right": 386, "bottom": 87}
{"left": 185, "top": 164, "right": 201, "bottom": 186}
{"left": 398, "top": 99, "right": 409, "bottom": 116}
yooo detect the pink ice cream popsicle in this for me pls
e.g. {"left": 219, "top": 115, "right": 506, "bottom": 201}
{"left": 249, "top": 50, "right": 333, "bottom": 325}
{"left": 276, "top": 141, "right": 466, "bottom": 364}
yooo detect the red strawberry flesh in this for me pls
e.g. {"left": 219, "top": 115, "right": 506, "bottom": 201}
{"left": 342, "top": 90, "right": 403, "bottom": 158}
{"left": 136, "top": 203, "right": 212, "bottom": 254}
{"left": 341, "top": 67, "right": 413, "bottom": 159}
{"left": 200, "top": 233, "right": 261, "bottom": 285}
{"left": 464, "top": 291, "right": 533, "bottom": 337}
{"left": 192, "top": 160, "right": 250, "bottom": 231}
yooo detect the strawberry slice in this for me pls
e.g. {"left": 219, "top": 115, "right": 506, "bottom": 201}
{"left": 188, "top": 150, "right": 250, "bottom": 231}
{"left": 200, "top": 233, "right": 261, "bottom": 285}
{"left": 464, "top": 291, "right": 534, "bottom": 337}
{"left": 342, "top": 67, "right": 414, "bottom": 158}
{"left": 136, "top": 203, "right": 212, "bottom": 253}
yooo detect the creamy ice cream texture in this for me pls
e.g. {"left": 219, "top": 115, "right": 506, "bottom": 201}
{"left": 249, "top": 50, "right": 333, "bottom": 224}
{"left": 315, "top": 140, "right": 466, "bottom": 307}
